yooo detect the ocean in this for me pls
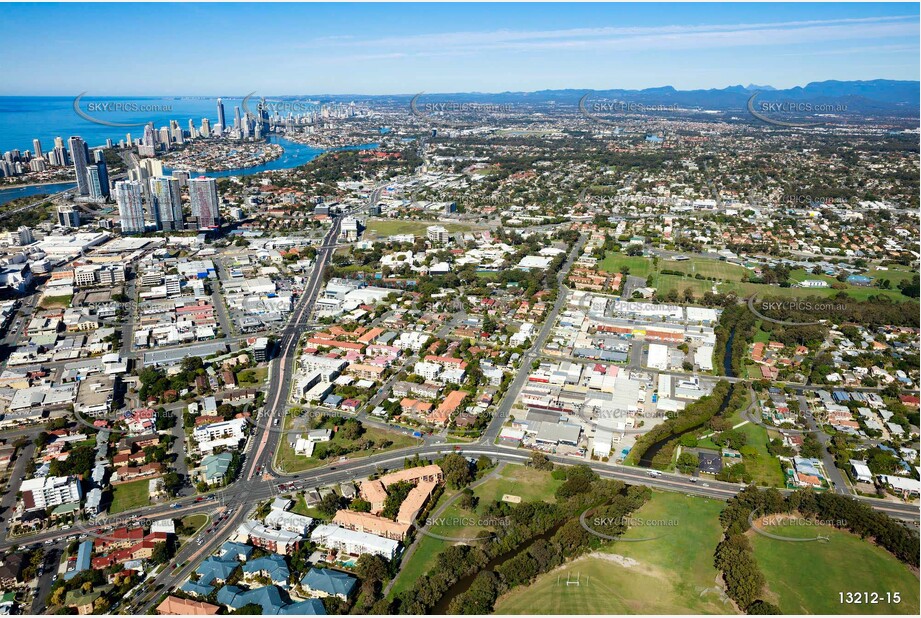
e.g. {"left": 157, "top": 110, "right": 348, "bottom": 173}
{"left": 0, "top": 95, "right": 306, "bottom": 153}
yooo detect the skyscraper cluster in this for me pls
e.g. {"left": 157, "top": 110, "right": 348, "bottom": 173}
{"left": 115, "top": 172, "right": 220, "bottom": 234}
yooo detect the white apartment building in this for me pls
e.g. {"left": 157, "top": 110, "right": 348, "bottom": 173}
{"left": 310, "top": 524, "right": 399, "bottom": 560}
{"left": 414, "top": 361, "right": 441, "bottom": 381}
{"left": 20, "top": 476, "right": 83, "bottom": 510}
{"left": 193, "top": 418, "right": 247, "bottom": 453}
{"left": 426, "top": 225, "right": 450, "bottom": 244}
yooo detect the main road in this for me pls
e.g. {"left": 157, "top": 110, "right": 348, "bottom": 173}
{"left": 7, "top": 217, "right": 919, "bottom": 613}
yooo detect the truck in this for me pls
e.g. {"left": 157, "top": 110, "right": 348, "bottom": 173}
{"left": 647, "top": 470, "right": 662, "bottom": 478}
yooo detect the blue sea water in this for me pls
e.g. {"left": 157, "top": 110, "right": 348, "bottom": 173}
{"left": 0, "top": 96, "right": 379, "bottom": 205}
{"left": 0, "top": 95, "right": 308, "bottom": 153}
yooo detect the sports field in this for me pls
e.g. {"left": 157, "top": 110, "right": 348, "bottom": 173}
{"left": 662, "top": 258, "right": 750, "bottom": 281}
{"left": 494, "top": 492, "right": 734, "bottom": 614}
{"left": 598, "top": 254, "right": 913, "bottom": 303}
{"left": 750, "top": 519, "right": 919, "bottom": 614}
{"left": 598, "top": 254, "right": 655, "bottom": 278}
{"left": 655, "top": 274, "right": 717, "bottom": 297}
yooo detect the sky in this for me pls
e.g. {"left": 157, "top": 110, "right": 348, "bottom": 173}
{"left": 1, "top": 2, "right": 918, "bottom": 95}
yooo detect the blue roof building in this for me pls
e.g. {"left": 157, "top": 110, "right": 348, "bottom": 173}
{"left": 243, "top": 555, "right": 290, "bottom": 587}
{"left": 196, "top": 556, "right": 239, "bottom": 585}
{"left": 217, "top": 585, "right": 290, "bottom": 614}
{"left": 180, "top": 580, "right": 215, "bottom": 597}
{"left": 220, "top": 541, "right": 254, "bottom": 562}
{"left": 63, "top": 541, "right": 93, "bottom": 581}
{"left": 300, "top": 568, "right": 357, "bottom": 600}
{"left": 277, "top": 599, "right": 326, "bottom": 615}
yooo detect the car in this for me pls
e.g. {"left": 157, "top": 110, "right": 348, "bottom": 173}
{"left": 701, "top": 483, "right": 710, "bottom": 487}
{"left": 329, "top": 466, "right": 337, "bottom": 470}
{"left": 171, "top": 503, "right": 182, "bottom": 509}
{"left": 195, "top": 497, "right": 205, "bottom": 502}
{"left": 688, "top": 477, "right": 698, "bottom": 483}
{"left": 44, "top": 540, "right": 53, "bottom": 545}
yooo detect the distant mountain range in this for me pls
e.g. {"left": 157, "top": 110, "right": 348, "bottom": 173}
{"left": 318, "top": 80, "right": 919, "bottom": 116}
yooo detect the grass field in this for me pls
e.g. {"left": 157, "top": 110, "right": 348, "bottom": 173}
{"left": 662, "top": 258, "right": 750, "bottom": 281}
{"left": 720, "top": 280, "right": 908, "bottom": 303}
{"left": 39, "top": 294, "right": 73, "bottom": 309}
{"left": 290, "top": 495, "right": 327, "bottom": 520}
{"left": 598, "top": 254, "right": 913, "bottom": 303}
{"left": 494, "top": 492, "right": 734, "bottom": 614}
{"left": 275, "top": 419, "right": 421, "bottom": 473}
{"left": 109, "top": 478, "right": 152, "bottom": 514}
{"left": 752, "top": 321, "right": 771, "bottom": 344}
{"left": 237, "top": 366, "right": 268, "bottom": 386}
{"left": 735, "top": 422, "right": 785, "bottom": 487}
{"left": 655, "top": 274, "right": 717, "bottom": 298}
{"left": 598, "top": 254, "right": 654, "bottom": 278}
{"left": 750, "top": 520, "right": 920, "bottom": 614}
{"left": 365, "top": 219, "right": 475, "bottom": 238}
{"left": 867, "top": 265, "right": 917, "bottom": 286}
{"left": 472, "top": 464, "right": 563, "bottom": 504}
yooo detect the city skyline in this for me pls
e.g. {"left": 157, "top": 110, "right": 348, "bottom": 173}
{"left": 1, "top": 3, "right": 918, "bottom": 95}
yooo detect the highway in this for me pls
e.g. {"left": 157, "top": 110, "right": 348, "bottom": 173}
{"left": 3, "top": 206, "right": 918, "bottom": 614}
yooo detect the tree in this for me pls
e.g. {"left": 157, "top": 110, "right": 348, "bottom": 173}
{"left": 800, "top": 433, "right": 823, "bottom": 459}
{"left": 318, "top": 492, "right": 344, "bottom": 517}
{"left": 441, "top": 453, "right": 473, "bottom": 489}
{"left": 231, "top": 603, "right": 264, "bottom": 614}
{"left": 355, "top": 553, "right": 389, "bottom": 592}
{"left": 555, "top": 465, "right": 597, "bottom": 499}
{"left": 150, "top": 541, "right": 171, "bottom": 565}
{"left": 458, "top": 488, "right": 479, "bottom": 511}
{"left": 349, "top": 498, "right": 372, "bottom": 512}
{"left": 677, "top": 452, "right": 699, "bottom": 474}
{"left": 748, "top": 600, "right": 782, "bottom": 614}
{"left": 529, "top": 451, "right": 553, "bottom": 471}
